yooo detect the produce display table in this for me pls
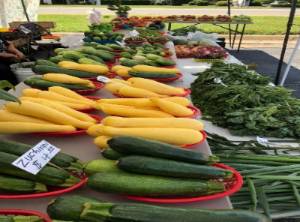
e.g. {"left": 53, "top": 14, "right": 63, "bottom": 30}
{"left": 166, "top": 20, "right": 252, "bottom": 51}
{"left": 0, "top": 55, "right": 233, "bottom": 212}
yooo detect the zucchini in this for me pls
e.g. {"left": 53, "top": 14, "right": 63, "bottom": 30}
{"left": 155, "top": 57, "right": 176, "bottom": 66}
{"left": 0, "top": 152, "right": 80, "bottom": 187}
{"left": 33, "top": 65, "right": 99, "bottom": 78}
{"left": 84, "top": 159, "right": 120, "bottom": 175}
{"left": 101, "top": 148, "right": 124, "bottom": 160}
{"left": 48, "top": 195, "right": 270, "bottom": 222}
{"left": 79, "top": 47, "right": 114, "bottom": 61}
{"left": 108, "top": 136, "right": 218, "bottom": 164}
{"left": 62, "top": 51, "right": 85, "bottom": 61}
{"left": 24, "top": 77, "right": 91, "bottom": 90}
{"left": 54, "top": 48, "right": 67, "bottom": 54}
{"left": 0, "top": 89, "right": 19, "bottom": 102}
{"left": 88, "top": 171, "right": 224, "bottom": 197}
{"left": 49, "top": 55, "right": 64, "bottom": 63}
{"left": 129, "top": 70, "right": 177, "bottom": 79}
{"left": 119, "top": 58, "right": 140, "bottom": 67}
{"left": 82, "top": 54, "right": 105, "bottom": 63}
{"left": 0, "top": 215, "right": 43, "bottom": 222}
{"left": 47, "top": 195, "right": 101, "bottom": 221}
{"left": 36, "top": 59, "right": 58, "bottom": 67}
{"left": 118, "top": 156, "right": 233, "bottom": 179}
{"left": 78, "top": 58, "right": 103, "bottom": 65}
{"left": 0, "top": 140, "right": 83, "bottom": 171}
{"left": 95, "top": 44, "right": 114, "bottom": 51}
{"left": 107, "top": 44, "right": 124, "bottom": 50}
{"left": 0, "top": 174, "right": 47, "bottom": 193}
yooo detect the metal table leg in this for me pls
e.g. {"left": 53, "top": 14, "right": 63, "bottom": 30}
{"left": 237, "top": 24, "right": 246, "bottom": 52}
{"left": 168, "top": 22, "right": 172, "bottom": 31}
{"left": 231, "top": 24, "right": 239, "bottom": 48}
{"left": 228, "top": 24, "right": 232, "bottom": 48}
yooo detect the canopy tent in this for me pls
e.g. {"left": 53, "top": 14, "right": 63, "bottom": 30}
{"left": 0, "top": 0, "right": 40, "bottom": 27}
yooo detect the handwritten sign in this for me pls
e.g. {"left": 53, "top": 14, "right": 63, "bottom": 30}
{"left": 97, "top": 76, "right": 110, "bottom": 83}
{"left": 12, "top": 140, "right": 60, "bottom": 175}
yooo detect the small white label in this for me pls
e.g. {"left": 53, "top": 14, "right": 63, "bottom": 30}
{"left": 214, "top": 77, "right": 227, "bottom": 87}
{"left": 256, "top": 136, "right": 269, "bottom": 146}
{"left": 97, "top": 76, "right": 110, "bottom": 83}
{"left": 116, "top": 41, "right": 125, "bottom": 47}
{"left": 129, "top": 30, "right": 139, "bottom": 37}
{"left": 12, "top": 140, "right": 60, "bottom": 175}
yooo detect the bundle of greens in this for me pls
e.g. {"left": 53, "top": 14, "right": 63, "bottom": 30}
{"left": 208, "top": 133, "right": 300, "bottom": 219}
{"left": 191, "top": 62, "right": 300, "bottom": 138}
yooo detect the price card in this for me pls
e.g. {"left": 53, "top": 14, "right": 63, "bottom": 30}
{"left": 97, "top": 76, "right": 110, "bottom": 83}
{"left": 256, "top": 136, "right": 269, "bottom": 147}
{"left": 12, "top": 140, "right": 60, "bottom": 175}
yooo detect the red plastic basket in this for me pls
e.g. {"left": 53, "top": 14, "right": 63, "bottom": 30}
{"left": 172, "top": 88, "right": 191, "bottom": 97}
{"left": 75, "top": 81, "right": 104, "bottom": 95}
{"left": 0, "top": 176, "right": 87, "bottom": 200}
{"left": 0, "top": 209, "right": 51, "bottom": 222}
{"left": 126, "top": 163, "right": 243, "bottom": 204}
{"left": 185, "top": 105, "right": 201, "bottom": 119}
{"left": 32, "top": 114, "right": 102, "bottom": 137}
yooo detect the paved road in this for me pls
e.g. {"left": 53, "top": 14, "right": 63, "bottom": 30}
{"left": 39, "top": 6, "right": 300, "bottom": 16}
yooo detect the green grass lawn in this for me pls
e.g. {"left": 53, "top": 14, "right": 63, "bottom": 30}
{"left": 39, "top": 14, "right": 300, "bottom": 35}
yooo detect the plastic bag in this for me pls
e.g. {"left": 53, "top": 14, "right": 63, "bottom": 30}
{"left": 88, "top": 8, "right": 101, "bottom": 25}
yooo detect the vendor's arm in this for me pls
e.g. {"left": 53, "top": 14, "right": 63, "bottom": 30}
{"left": 6, "top": 41, "right": 25, "bottom": 59}
{"left": 0, "top": 52, "right": 18, "bottom": 60}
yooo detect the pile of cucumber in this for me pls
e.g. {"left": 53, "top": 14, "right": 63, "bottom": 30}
{"left": 0, "top": 140, "right": 82, "bottom": 194}
{"left": 47, "top": 195, "right": 270, "bottom": 222}
{"left": 85, "top": 136, "right": 232, "bottom": 197}
{"left": 0, "top": 215, "right": 43, "bottom": 222}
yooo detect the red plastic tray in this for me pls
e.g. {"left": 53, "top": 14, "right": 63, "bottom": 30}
{"left": 32, "top": 114, "right": 102, "bottom": 137}
{"left": 174, "top": 88, "right": 191, "bottom": 97}
{"left": 126, "top": 163, "right": 243, "bottom": 204}
{"left": 0, "top": 176, "right": 87, "bottom": 200}
{"left": 75, "top": 81, "right": 104, "bottom": 95}
{"left": 0, "top": 209, "right": 51, "bottom": 222}
{"left": 185, "top": 105, "right": 201, "bottom": 118}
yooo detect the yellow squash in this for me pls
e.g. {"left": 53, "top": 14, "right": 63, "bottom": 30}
{"left": 110, "top": 78, "right": 131, "bottom": 85}
{"left": 22, "top": 88, "right": 42, "bottom": 97}
{"left": 117, "top": 86, "right": 163, "bottom": 98}
{"left": 102, "top": 125, "right": 203, "bottom": 145}
{"left": 5, "top": 101, "right": 93, "bottom": 129}
{"left": 0, "top": 110, "right": 51, "bottom": 124}
{"left": 98, "top": 103, "right": 173, "bottom": 118}
{"left": 59, "top": 61, "right": 109, "bottom": 75}
{"left": 111, "top": 65, "right": 131, "bottom": 72}
{"left": 48, "top": 86, "right": 95, "bottom": 106}
{"left": 42, "top": 73, "right": 92, "bottom": 85}
{"left": 151, "top": 98, "right": 193, "bottom": 117}
{"left": 87, "top": 124, "right": 106, "bottom": 137}
{"left": 20, "top": 97, "right": 92, "bottom": 110}
{"left": 102, "top": 116, "right": 204, "bottom": 130}
{"left": 94, "top": 135, "right": 111, "bottom": 150}
{"left": 116, "top": 69, "right": 130, "bottom": 77}
{"left": 132, "top": 65, "right": 180, "bottom": 74}
{"left": 163, "top": 97, "right": 190, "bottom": 107}
{"left": 104, "top": 82, "right": 126, "bottom": 94}
{"left": 0, "top": 122, "right": 75, "bottom": 134}
{"left": 128, "top": 77, "right": 185, "bottom": 96}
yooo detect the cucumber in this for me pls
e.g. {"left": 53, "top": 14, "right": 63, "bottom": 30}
{"left": 0, "top": 152, "right": 80, "bottom": 187}
{"left": 82, "top": 54, "right": 105, "bottom": 63}
{"left": 47, "top": 195, "right": 100, "bottom": 221}
{"left": 119, "top": 58, "right": 141, "bottom": 67}
{"left": 155, "top": 57, "right": 176, "bottom": 66}
{"left": 33, "top": 65, "right": 99, "bottom": 78}
{"left": 0, "top": 174, "right": 47, "bottom": 193}
{"left": 101, "top": 148, "right": 124, "bottom": 160}
{"left": 107, "top": 44, "right": 124, "bottom": 50}
{"left": 78, "top": 58, "right": 103, "bottom": 65}
{"left": 129, "top": 70, "right": 177, "bottom": 79}
{"left": 79, "top": 47, "right": 114, "bottom": 61}
{"left": 35, "top": 59, "right": 58, "bottom": 67}
{"left": 96, "top": 45, "right": 114, "bottom": 51}
{"left": 108, "top": 136, "right": 218, "bottom": 164}
{"left": 54, "top": 48, "right": 67, "bottom": 54}
{"left": 62, "top": 51, "right": 85, "bottom": 61}
{"left": 88, "top": 171, "right": 224, "bottom": 197}
{"left": 24, "top": 77, "right": 91, "bottom": 90}
{"left": 0, "top": 140, "right": 83, "bottom": 171}
{"left": 118, "top": 156, "right": 232, "bottom": 179}
{"left": 84, "top": 159, "right": 120, "bottom": 175}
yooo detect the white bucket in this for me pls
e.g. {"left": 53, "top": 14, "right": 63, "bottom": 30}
{"left": 10, "top": 62, "right": 36, "bottom": 82}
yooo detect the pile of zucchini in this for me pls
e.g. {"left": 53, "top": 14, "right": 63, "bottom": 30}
{"left": 84, "top": 136, "right": 232, "bottom": 197}
{"left": 47, "top": 195, "right": 270, "bottom": 222}
{"left": 0, "top": 140, "right": 83, "bottom": 194}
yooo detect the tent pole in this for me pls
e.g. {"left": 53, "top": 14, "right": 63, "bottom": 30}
{"left": 20, "top": 0, "right": 30, "bottom": 22}
{"left": 274, "top": 0, "right": 297, "bottom": 85}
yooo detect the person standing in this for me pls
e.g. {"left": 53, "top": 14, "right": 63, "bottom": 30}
{"left": 0, "top": 38, "right": 25, "bottom": 84}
